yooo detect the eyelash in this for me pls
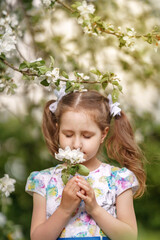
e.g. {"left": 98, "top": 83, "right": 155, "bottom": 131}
{"left": 65, "top": 135, "right": 91, "bottom": 139}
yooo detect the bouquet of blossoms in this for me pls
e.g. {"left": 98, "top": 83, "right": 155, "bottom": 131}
{"left": 55, "top": 146, "right": 90, "bottom": 184}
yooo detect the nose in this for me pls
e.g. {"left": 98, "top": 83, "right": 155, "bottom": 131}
{"left": 73, "top": 136, "right": 82, "bottom": 150}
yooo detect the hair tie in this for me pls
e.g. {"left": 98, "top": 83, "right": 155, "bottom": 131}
{"left": 49, "top": 88, "right": 121, "bottom": 117}
{"left": 107, "top": 94, "right": 121, "bottom": 117}
{"left": 49, "top": 85, "right": 67, "bottom": 113}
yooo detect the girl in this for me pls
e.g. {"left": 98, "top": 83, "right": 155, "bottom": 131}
{"left": 25, "top": 90, "right": 146, "bottom": 240}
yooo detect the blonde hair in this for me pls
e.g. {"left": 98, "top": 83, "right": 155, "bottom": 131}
{"left": 42, "top": 90, "right": 146, "bottom": 198}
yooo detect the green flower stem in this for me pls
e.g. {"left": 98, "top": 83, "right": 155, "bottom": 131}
{"left": 61, "top": 163, "right": 90, "bottom": 185}
{"left": 1, "top": 194, "right": 8, "bottom": 215}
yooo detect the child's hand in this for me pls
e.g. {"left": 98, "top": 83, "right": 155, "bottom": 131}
{"left": 76, "top": 176, "right": 99, "bottom": 215}
{"left": 60, "top": 176, "right": 84, "bottom": 216}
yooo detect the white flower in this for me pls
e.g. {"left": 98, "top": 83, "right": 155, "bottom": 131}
{"left": 0, "top": 212, "right": 7, "bottom": 227}
{"left": 45, "top": 68, "right": 60, "bottom": 83}
{"left": 10, "top": 226, "right": 24, "bottom": 239}
{"left": 127, "top": 28, "right": 136, "bottom": 37}
{"left": 59, "top": 79, "right": 67, "bottom": 88}
{"left": 0, "top": 18, "right": 5, "bottom": 26}
{"left": 77, "top": 72, "right": 90, "bottom": 80}
{"left": 74, "top": 85, "right": 88, "bottom": 92}
{"left": 123, "top": 36, "right": 131, "bottom": 44}
{"left": 2, "top": 11, "right": 7, "bottom": 16}
{"left": 42, "top": 0, "right": 52, "bottom": 7}
{"left": 77, "top": 17, "right": 84, "bottom": 24}
{"left": 154, "top": 45, "right": 158, "bottom": 52}
{"left": 0, "top": 174, "right": 16, "bottom": 197}
{"left": 10, "top": 14, "right": 19, "bottom": 28}
{"left": 55, "top": 146, "right": 85, "bottom": 164}
{"left": 0, "top": 31, "right": 16, "bottom": 55}
{"left": 30, "top": 58, "right": 43, "bottom": 63}
{"left": 77, "top": 1, "right": 95, "bottom": 17}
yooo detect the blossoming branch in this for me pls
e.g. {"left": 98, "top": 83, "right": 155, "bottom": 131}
{"left": 42, "top": 0, "right": 160, "bottom": 52}
{"left": 55, "top": 146, "right": 90, "bottom": 184}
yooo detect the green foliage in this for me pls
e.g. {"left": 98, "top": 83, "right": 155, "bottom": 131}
{"left": 0, "top": 0, "right": 160, "bottom": 239}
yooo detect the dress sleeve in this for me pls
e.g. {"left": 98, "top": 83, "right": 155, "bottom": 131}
{"left": 114, "top": 167, "right": 139, "bottom": 197}
{"left": 25, "top": 171, "right": 46, "bottom": 197}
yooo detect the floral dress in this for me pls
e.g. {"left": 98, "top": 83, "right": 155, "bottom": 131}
{"left": 25, "top": 163, "right": 139, "bottom": 238}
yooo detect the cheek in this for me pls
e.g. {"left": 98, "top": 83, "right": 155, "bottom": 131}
{"left": 84, "top": 137, "right": 101, "bottom": 150}
{"left": 59, "top": 135, "right": 72, "bottom": 148}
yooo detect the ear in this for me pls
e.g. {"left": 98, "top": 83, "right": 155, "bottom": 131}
{"left": 101, "top": 127, "right": 109, "bottom": 143}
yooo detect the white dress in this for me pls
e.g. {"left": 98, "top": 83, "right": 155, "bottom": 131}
{"left": 25, "top": 163, "right": 139, "bottom": 238}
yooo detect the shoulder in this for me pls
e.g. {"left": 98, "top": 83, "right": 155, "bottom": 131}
{"left": 25, "top": 166, "right": 60, "bottom": 197}
{"left": 102, "top": 163, "right": 139, "bottom": 197}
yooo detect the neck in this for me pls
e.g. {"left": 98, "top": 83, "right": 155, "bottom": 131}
{"left": 82, "top": 157, "right": 101, "bottom": 171}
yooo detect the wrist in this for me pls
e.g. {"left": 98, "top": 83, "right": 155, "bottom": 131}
{"left": 89, "top": 204, "right": 101, "bottom": 217}
{"left": 58, "top": 204, "right": 73, "bottom": 217}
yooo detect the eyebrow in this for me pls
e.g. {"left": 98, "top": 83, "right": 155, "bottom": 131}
{"left": 62, "top": 130, "right": 95, "bottom": 134}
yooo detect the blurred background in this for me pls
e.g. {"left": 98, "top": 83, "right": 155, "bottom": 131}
{"left": 0, "top": 0, "right": 160, "bottom": 239}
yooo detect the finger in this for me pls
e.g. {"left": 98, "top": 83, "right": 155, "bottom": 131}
{"left": 66, "top": 177, "right": 80, "bottom": 193}
{"left": 76, "top": 190, "right": 87, "bottom": 200}
{"left": 81, "top": 189, "right": 85, "bottom": 195}
{"left": 77, "top": 181, "right": 90, "bottom": 193}
{"left": 66, "top": 176, "right": 79, "bottom": 189}
{"left": 72, "top": 184, "right": 80, "bottom": 193}
{"left": 75, "top": 177, "right": 88, "bottom": 185}
{"left": 76, "top": 178, "right": 90, "bottom": 188}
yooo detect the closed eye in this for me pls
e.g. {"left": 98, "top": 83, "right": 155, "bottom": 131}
{"left": 83, "top": 136, "right": 92, "bottom": 139}
{"left": 65, "top": 135, "right": 73, "bottom": 138}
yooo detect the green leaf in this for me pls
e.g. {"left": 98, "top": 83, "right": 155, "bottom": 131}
{"left": 94, "top": 16, "right": 101, "bottom": 22}
{"left": 77, "top": 164, "right": 90, "bottom": 176}
{"left": 62, "top": 174, "right": 70, "bottom": 185}
{"left": 62, "top": 71, "right": 69, "bottom": 79}
{"left": 38, "top": 66, "right": 48, "bottom": 74}
{"left": 112, "top": 89, "right": 119, "bottom": 102}
{"left": 0, "top": 53, "right": 6, "bottom": 60}
{"left": 112, "top": 80, "right": 119, "bottom": 86}
{"left": 30, "top": 60, "right": 45, "bottom": 68}
{"left": 90, "top": 69, "right": 102, "bottom": 76}
{"left": 40, "top": 79, "right": 49, "bottom": 86}
{"left": 66, "top": 81, "right": 73, "bottom": 91}
{"left": 69, "top": 165, "right": 78, "bottom": 175}
{"left": 118, "top": 85, "right": 123, "bottom": 92}
{"left": 49, "top": 56, "right": 55, "bottom": 68}
{"left": 72, "top": 12, "right": 80, "bottom": 18}
{"left": 102, "top": 81, "right": 108, "bottom": 90}
{"left": 19, "top": 61, "right": 29, "bottom": 70}
{"left": 55, "top": 79, "right": 60, "bottom": 87}
{"left": 11, "top": 83, "right": 17, "bottom": 89}
{"left": 126, "top": 27, "right": 132, "bottom": 32}
{"left": 74, "top": 1, "right": 82, "bottom": 7}
{"left": 119, "top": 36, "right": 126, "bottom": 48}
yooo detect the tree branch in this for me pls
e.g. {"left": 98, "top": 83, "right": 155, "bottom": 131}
{"left": 15, "top": 44, "right": 27, "bottom": 61}
{"left": 56, "top": 0, "right": 74, "bottom": 13}
{"left": 56, "top": 0, "right": 160, "bottom": 42}
{"left": 2, "top": 59, "right": 103, "bottom": 84}
{"left": 2, "top": 59, "right": 38, "bottom": 77}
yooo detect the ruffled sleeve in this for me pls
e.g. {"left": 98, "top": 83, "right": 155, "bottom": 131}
{"left": 111, "top": 167, "right": 139, "bottom": 197}
{"left": 25, "top": 171, "right": 48, "bottom": 197}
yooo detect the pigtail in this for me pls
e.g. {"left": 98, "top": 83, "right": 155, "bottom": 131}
{"left": 42, "top": 100, "right": 59, "bottom": 157}
{"left": 106, "top": 111, "right": 146, "bottom": 198}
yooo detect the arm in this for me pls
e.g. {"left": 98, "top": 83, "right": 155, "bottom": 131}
{"left": 76, "top": 176, "right": 137, "bottom": 240}
{"left": 30, "top": 176, "right": 82, "bottom": 240}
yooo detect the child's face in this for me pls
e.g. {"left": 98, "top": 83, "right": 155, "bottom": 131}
{"left": 58, "top": 110, "right": 108, "bottom": 163}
